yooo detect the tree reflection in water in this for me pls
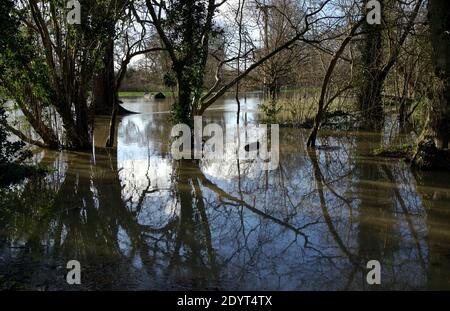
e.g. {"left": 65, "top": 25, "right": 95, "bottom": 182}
{"left": 1, "top": 111, "right": 450, "bottom": 290}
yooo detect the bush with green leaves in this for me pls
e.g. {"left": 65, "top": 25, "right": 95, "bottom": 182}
{"left": 259, "top": 100, "right": 282, "bottom": 124}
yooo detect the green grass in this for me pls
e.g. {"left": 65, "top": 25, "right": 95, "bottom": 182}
{"left": 373, "top": 143, "right": 413, "bottom": 158}
{"left": 118, "top": 91, "right": 147, "bottom": 97}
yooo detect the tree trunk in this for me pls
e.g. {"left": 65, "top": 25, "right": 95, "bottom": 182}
{"left": 427, "top": 0, "right": 450, "bottom": 149}
{"left": 358, "top": 70, "right": 384, "bottom": 128}
{"left": 358, "top": 0, "right": 385, "bottom": 129}
{"left": 307, "top": 109, "right": 323, "bottom": 147}
{"left": 92, "top": 37, "right": 115, "bottom": 115}
{"left": 106, "top": 93, "right": 119, "bottom": 148}
{"left": 56, "top": 85, "right": 91, "bottom": 150}
{"left": 267, "top": 84, "right": 280, "bottom": 102}
{"left": 413, "top": 0, "right": 450, "bottom": 169}
{"left": 173, "top": 72, "right": 194, "bottom": 126}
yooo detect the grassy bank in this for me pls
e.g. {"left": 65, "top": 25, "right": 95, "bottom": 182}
{"left": 258, "top": 90, "right": 358, "bottom": 130}
{"left": 119, "top": 90, "right": 249, "bottom": 98}
{"left": 118, "top": 91, "right": 146, "bottom": 97}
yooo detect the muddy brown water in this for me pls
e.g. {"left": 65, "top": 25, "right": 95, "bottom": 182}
{"left": 1, "top": 93, "right": 450, "bottom": 290}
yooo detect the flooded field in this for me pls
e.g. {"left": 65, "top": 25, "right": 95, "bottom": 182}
{"left": 1, "top": 94, "right": 450, "bottom": 290}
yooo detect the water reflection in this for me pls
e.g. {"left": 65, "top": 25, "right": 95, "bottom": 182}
{"left": 1, "top": 95, "right": 450, "bottom": 290}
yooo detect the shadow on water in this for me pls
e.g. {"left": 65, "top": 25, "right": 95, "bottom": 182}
{"left": 1, "top": 94, "right": 450, "bottom": 290}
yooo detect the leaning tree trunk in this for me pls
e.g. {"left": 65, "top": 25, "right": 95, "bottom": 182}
{"left": 413, "top": 0, "right": 450, "bottom": 169}
{"left": 307, "top": 19, "right": 364, "bottom": 147}
{"left": 14, "top": 98, "right": 60, "bottom": 149}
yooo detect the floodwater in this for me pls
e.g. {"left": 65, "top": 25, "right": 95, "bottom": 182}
{"left": 1, "top": 93, "right": 450, "bottom": 290}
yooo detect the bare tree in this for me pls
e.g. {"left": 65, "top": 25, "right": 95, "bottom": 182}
{"left": 135, "top": 0, "right": 333, "bottom": 125}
